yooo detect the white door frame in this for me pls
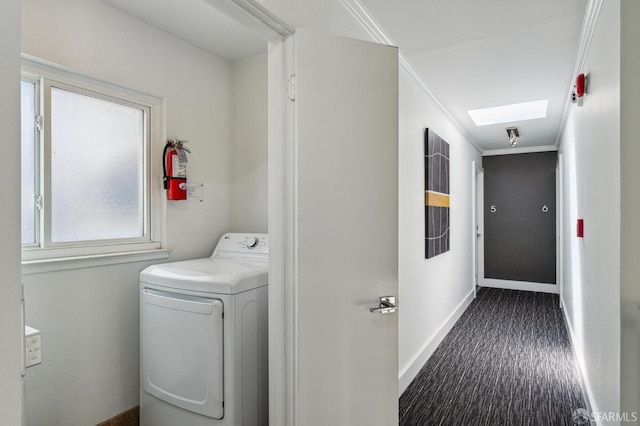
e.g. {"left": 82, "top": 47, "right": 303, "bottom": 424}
{"left": 267, "top": 36, "right": 297, "bottom": 426}
{"left": 472, "top": 161, "right": 484, "bottom": 294}
{"left": 1, "top": 0, "right": 25, "bottom": 423}
{"left": 556, "top": 154, "right": 564, "bottom": 307}
{"left": 479, "top": 152, "right": 561, "bottom": 295}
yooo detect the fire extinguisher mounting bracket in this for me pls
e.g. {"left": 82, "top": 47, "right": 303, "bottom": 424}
{"left": 167, "top": 138, "right": 190, "bottom": 151}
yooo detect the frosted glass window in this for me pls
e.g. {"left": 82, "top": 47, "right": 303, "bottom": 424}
{"left": 21, "top": 81, "right": 37, "bottom": 244}
{"left": 20, "top": 63, "right": 161, "bottom": 262}
{"left": 50, "top": 87, "right": 145, "bottom": 242}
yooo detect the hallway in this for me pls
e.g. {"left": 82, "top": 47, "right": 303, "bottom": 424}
{"left": 400, "top": 288, "right": 586, "bottom": 425}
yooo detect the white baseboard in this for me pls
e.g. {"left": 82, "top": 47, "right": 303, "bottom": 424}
{"left": 398, "top": 289, "right": 475, "bottom": 395}
{"left": 481, "top": 278, "right": 559, "bottom": 294}
{"left": 560, "top": 294, "right": 599, "bottom": 425}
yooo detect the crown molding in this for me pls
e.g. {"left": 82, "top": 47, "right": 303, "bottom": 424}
{"left": 483, "top": 145, "right": 558, "bottom": 157}
{"left": 203, "top": 0, "right": 293, "bottom": 39}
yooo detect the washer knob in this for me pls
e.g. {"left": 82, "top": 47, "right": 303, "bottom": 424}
{"left": 247, "top": 237, "right": 259, "bottom": 249}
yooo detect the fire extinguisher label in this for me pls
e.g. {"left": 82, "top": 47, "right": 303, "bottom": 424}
{"left": 172, "top": 155, "right": 187, "bottom": 178}
{"left": 177, "top": 148, "right": 189, "bottom": 163}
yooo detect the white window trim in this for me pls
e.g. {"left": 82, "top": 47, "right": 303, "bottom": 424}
{"left": 20, "top": 74, "right": 42, "bottom": 249}
{"left": 21, "top": 54, "right": 168, "bottom": 271}
{"left": 22, "top": 248, "right": 172, "bottom": 275}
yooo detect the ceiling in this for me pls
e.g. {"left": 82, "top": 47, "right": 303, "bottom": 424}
{"left": 99, "top": 0, "right": 588, "bottom": 153}
{"left": 100, "top": 0, "right": 266, "bottom": 62}
{"left": 359, "top": 0, "right": 587, "bottom": 152}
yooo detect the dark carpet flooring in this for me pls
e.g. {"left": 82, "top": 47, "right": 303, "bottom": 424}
{"left": 399, "top": 288, "right": 587, "bottom": 426}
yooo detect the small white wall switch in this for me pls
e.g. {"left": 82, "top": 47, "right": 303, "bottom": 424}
{"left": 25, "top": 326, "right": 42, "bottom": 367}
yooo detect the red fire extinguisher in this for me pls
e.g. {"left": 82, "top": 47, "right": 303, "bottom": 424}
{"left": 163, "top": 139, "right": 190, "bottom": 200}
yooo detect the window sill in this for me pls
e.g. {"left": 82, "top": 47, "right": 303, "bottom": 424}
{"left": 22, "top": 248, "right": 172, "bottom": 275}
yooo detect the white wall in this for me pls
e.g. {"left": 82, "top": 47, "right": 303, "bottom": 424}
{"left": 620, "top": 0, "right": 640, "bottom": 416}
{"left": 0, "top": 0, "right": 24, "bottom": 424}
{"left": 558, "top": 0, "right": 621, "bottom": 420}
{"left": 398, "top": 73, "right": 482, "bottom": 392}
{"left": 22, "top": 0, "right": 233, "bottom": 261}
{"left": 230, "top": 53, "right": 268, "bottom": 233}
{"left": 23, "top": 263, "right": 157, "bottom": 426}
{"left": 21, "top": 0, "right": 234, "bottom": 424}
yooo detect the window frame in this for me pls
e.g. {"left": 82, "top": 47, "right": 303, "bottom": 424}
{"left": 21, "top": 56, "right": 168, "bottom": 269}
{"left": 20, "top": 75, "right": 41, "bottom": 249}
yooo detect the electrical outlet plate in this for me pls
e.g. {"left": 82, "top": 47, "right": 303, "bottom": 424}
{"left": 25, "top": 326, "right": 42, "bottom": 367}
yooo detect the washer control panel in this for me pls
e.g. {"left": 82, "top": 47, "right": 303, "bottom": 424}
{"left": 246, "top": 236, "right": 260, "bottom": 249}
{"left": 212, "top": 233, "right": 268, "bottom": 258}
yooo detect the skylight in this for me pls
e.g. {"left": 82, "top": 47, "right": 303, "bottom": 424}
{"left": 468, "top": 100, "right": 548, "bottom": 126}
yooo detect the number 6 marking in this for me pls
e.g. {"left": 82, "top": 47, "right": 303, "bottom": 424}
{"left": 542, "top": 205, "right": 549, "bottom": 213}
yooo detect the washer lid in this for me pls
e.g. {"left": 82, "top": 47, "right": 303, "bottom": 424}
{"left": 140, "top": 258, "right": 268, "bottom": 294}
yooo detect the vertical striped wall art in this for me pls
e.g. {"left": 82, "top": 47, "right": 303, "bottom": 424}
{"left": 425, "top": 129, "right": 450, "bottom": 258}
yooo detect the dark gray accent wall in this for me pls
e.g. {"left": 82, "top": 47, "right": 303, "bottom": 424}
{"left": 483, "top": 152, "right": 557, "bottom": 284}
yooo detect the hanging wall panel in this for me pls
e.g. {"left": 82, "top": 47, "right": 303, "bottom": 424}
{"left": 424, "top": 129, "right": 450, "bottom": 259}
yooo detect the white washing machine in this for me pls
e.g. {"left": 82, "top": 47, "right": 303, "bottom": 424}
{"left": 139, "top": 233, "right": 268, "bottom": 426}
